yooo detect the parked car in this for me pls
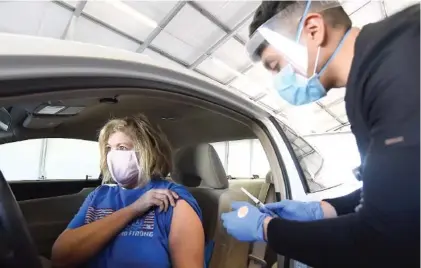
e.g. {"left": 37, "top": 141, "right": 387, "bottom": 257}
{"left": 0, "top": 34, "right": 359, "bottom": 268}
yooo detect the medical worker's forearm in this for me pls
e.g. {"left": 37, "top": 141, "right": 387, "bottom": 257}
{"left": 51, "top": 206, "right": 138, "bottom": 267}
{"left": 320, "top": 201, "right": 337, "bottom": 218}
{"left": 262, "top": 202, "right": 336, "bottom": 240}
{"left": 264, "top": 145, "right": 419, "bottom": 267}
{"left": 322, "top": 188, "right": 362, "bottom": 216}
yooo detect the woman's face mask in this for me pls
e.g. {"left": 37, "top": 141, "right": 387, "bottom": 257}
{"left": 107, "top": 150, "right": 141, "bottom": 186}
{"left": 106, "top": 131, "right": 144, "bottom": 187}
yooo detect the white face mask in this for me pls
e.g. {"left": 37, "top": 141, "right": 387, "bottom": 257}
{"left": 107, "top": 150, "right": 142, "bottom": 186}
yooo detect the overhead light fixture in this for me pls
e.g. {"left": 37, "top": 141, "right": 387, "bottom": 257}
{"left": 0, "top": 121, "right": 8, "bottom": 131}
{"left": 23, "top": 115, "right": 63, "bottom": 129}
{"left": 58, "top": 106, "right": 85, "bottom": 115}
{"left": 36, "top": 105, "right": 66, "bottom": 115}
{"left": 35, "top": 105, "right": 85, "bottom": 116}
{"left": 0, "top": 107, "right": 11, "bottom": 131}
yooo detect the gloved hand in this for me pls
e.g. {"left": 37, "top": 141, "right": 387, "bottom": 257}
{"left": 262, "top": 200, "right": 324, "bottom": 221}
{"left": 221, "top": 201, "right": 271, "bottom": 242}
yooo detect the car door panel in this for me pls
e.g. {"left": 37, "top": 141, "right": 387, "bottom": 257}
{"left": 9, "top": 180, "right": 100, "bottom": 258}
{"left": 18, "top": 187, "right": 95, "bottom": 258}
{"left": 9, "top": 179, "right": 101, "bottom": 201}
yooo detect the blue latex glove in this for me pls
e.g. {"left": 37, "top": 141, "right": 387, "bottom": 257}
{"left": 262, "top": 200, "right": 324, "bottom": 221}
{"left": 221, "top": 201, "right": 270, "bottom": 242}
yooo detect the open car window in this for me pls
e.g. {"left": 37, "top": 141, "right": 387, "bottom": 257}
{"left": 0, "top": 138, "right": 100, "bottom": 181}
{"left": 277, "top": 121, "right": 329, "bottom": 192}
{"left": 277, "top": 120, "right": 361, "bottom": 193}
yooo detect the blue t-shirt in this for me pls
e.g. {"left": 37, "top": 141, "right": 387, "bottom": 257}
{"left": 67, "top": 179, "right": 204, "bottom": 268}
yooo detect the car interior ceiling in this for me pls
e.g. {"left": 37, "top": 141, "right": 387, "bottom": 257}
{"left": 0, "top": 89, "right": 256, "bottom": 148}
{"left": 0, "top": 87, "right": 280, "bottom": 267}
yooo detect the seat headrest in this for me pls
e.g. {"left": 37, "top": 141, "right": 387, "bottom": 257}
{"left": 172, "top": 144, "right": 228, "bottom": 189}
{"left": 265, "top": 171, "right": 274, "bottom": 184}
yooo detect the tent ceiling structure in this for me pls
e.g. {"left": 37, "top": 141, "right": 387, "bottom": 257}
{"left": 0, "top": 0, "right": 417, "bottom": 135}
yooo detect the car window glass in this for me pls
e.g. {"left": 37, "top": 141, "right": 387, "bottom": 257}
{"left": 0, "top": 139, "right": 43, "bottom": 181}
{"left": 277, "top": 120, "right": 361, "bottom": 192}
{"left": 211, "top": 139, "right": 270, "bottom": 179}
{"left": 305, "top": 133, "right": 361, "bottom": 185}
{"left": 0, "top": 138, "right": 100, "bottom": 181}
{"left": 44, "top": 138, "right": 100, "bottom": 180}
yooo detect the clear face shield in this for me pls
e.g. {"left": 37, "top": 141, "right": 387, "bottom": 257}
{"left": 246, "top": 1, "right": 341, "bottom": 75}
{"left": 246, "top": 1, "right": 345, "bottom": 106}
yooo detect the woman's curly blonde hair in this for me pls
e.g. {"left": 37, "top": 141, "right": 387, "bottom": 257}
{"left": 98, "top": 114, "right": 172, "bottom": 184}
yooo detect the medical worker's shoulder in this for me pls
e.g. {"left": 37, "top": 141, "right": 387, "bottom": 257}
{"left": 347, "top": 4, "right": 419, "bottom": 130}
{"left": 351, "top": 3, "right": 419, "bottom": 75}
{"left": 358, "top": 4, "right": 419, "bottom": 46}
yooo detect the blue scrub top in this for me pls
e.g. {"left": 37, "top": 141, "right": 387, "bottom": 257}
{"left": 67, "top": 179, "right": 206, "bottom": 268}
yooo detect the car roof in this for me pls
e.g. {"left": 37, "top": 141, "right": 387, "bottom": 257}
{"left": 0, "top": 33, "right": 273, "bottom": 120}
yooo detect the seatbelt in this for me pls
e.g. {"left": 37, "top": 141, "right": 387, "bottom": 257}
{"left": 257, "top": 183, "right": 271, "bottom": 205}
{"left": 248, "top": 182, "right": 271, "bottom": 268}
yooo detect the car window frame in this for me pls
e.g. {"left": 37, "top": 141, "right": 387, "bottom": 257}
{"left": 271, "top": 117, "right": 312, "bottom": 193}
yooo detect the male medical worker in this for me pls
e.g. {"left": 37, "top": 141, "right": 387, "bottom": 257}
{"left": 221, "top": 1, "right": 420, "bottom": 267}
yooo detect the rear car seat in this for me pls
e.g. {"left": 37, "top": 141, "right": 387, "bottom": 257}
{"left": 263, "top": 171, "right": 276, "bottom": 205}
{"left": 242, "top": 171, "right": 278, "bottom": 268}
{"left": 228, "top": 172, "right": 276, "bottom": 213}
{"left": 259, "top": 171, "right": 278, "bottom": 268}
{"left": 172, "top": 144, "right": 251, "bottom": 268}
{"left": 229, "top": 177, "right": 265, "bottom": 198}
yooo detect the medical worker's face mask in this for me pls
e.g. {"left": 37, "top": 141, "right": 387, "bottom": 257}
{"left": 246, "top": 0, "right": 350, "bottom": 106}
{"left": 107, "top": 150, "right": 141, "bottom": 186}
{"left": 274, "top": 30, "right": 350, "bottom": 106}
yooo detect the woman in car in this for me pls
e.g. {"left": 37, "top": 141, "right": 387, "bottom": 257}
{"left": 51, "top": 114, "right": 205, "bottom": 268}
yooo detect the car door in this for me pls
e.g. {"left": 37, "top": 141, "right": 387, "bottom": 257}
{"left": 0, "top": 35, "right": 330, "bottom": 266}
{"left": 1, "top": 138, "right": 103, "bottom": 258}
{"left": 12, "top": 180, "right": 99, "bottom": 258}
{"left": 270, "top": 118, "right": 361, "bottom": 202}
{"left": 263, "top": 117, "right": 362, "bottom": 268}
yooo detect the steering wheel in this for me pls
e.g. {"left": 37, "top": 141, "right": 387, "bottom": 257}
{"left": 0, "top": 171, "right": 43, "bottom": 268}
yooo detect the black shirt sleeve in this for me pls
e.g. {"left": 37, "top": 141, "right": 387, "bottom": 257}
{"left": 323, "top": 188, "right": 361, "bottom": 215}
{"left": 267, "top": 146, "right": 419, "bottom": 267}
{"left": 266, "top": 5, "right": 420, "bottom": 268}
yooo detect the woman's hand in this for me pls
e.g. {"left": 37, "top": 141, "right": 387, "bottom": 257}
{"left": 129, "top": 189, "right": 180, "bottom": 214}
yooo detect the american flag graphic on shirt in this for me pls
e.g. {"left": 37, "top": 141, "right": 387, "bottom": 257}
{"left": 85, "top": 207, "right": 114, "bottom": 224}
{"left": 84, "top": 206, "right": 155, "bottom": 237}
{"left": 141, "top": 210, "right": 155, "bottom": 231}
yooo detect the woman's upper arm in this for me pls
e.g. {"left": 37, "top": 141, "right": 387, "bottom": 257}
{"left": 169, "top": 200, "right": 205, "bottom": 268}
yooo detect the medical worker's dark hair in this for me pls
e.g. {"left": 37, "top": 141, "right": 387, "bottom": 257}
{"left": 249, "top": 1, "right": 352, "bottom": 58}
